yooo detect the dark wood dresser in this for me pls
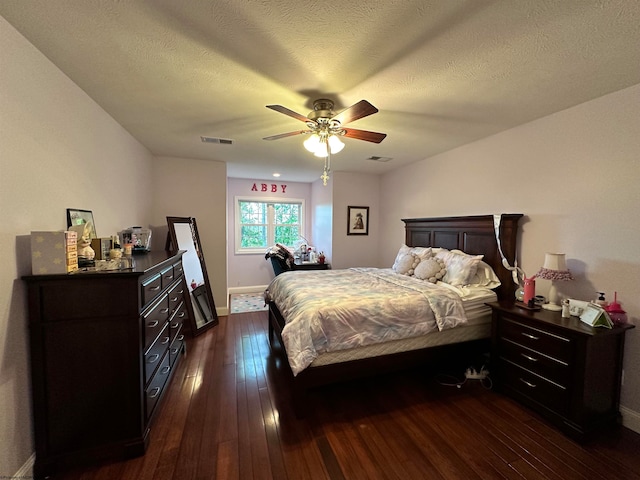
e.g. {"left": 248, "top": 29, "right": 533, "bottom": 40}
{"left": 23, "top": 251, "right": 189, "bottom": 479}
{"left": 488, "top": 301, "right": 634, "bottom": 440}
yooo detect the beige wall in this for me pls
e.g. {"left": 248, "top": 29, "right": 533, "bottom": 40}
{"left": 331, "top": 172, "right": 381, "bottom": 269}
{"left": 151, "top": 156, "right": 228, "bottom": 315}
{"left": 0, "top": 16, "right": 155, "bottom": 475}
{"left": 379, "top": 83, "right": 640, "bottom": 428}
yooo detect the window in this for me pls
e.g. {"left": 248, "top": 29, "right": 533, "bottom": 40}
{"left": 235, "top": 198, "right": 304, "bottom": 253}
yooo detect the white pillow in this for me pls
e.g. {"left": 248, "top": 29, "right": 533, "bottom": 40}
{"left": 414, "top": 257, "right": 446, "bottom": 283}
{"left": 468, "top": 260, "right": 501, "bottom": 289}
{"left": 435, "top": 249, "right": 484, "bottom": 286}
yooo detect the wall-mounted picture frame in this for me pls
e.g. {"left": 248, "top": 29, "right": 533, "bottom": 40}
{"left": 66, "top": 208, "right": 97, "bottom": 239}
{"left": 347, "top": 206, "right": 369, "bottom": 236}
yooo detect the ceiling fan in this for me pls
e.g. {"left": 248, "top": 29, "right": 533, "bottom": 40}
{"left": 263, "top": 98, "right": 387, "bottom": 148}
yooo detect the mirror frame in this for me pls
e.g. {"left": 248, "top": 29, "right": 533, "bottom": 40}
{"left": 166, "top": 216, "right": 218, "bottom": 336}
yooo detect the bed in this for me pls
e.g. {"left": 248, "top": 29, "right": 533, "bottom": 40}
{"left": 266, "top": 214, "right": 523, "bottom": 415}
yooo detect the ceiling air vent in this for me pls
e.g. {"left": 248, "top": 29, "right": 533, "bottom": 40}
{"left": 367, "top": 156, "right": 392, "bottom": 162}
{"left": 201, "top": 136, "right": 234, "bottom": 145}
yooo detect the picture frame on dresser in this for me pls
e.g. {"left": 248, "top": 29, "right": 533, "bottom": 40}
{"left": 66, "top": 208, "right": 97, "bottom": 239}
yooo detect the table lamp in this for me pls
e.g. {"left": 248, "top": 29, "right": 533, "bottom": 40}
{"left": 536, "top": 253, "right": 573, "bottom": 311}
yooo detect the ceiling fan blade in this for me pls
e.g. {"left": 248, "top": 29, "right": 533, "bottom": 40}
{"left": 342, "top": 128, "right": 387, "bottom": 144}
{"left": 266, "top": 105, "right": 313, "bottom": 123}
{"left": 332, "top": 100, "right": 378, "bottom": 125}
{"left": 263, "top": 130, "right": 310, "bottom": 141}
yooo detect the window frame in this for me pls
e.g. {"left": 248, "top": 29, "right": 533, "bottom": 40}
{"left": 234, "top": 196, "right": 305, "bottom": 254}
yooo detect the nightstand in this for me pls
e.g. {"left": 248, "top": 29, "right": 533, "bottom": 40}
{"left": 293, "top": 262, "right": 330, "bottom": 270}
{"left": 488, "top": 301, "right": 634, "bottom": 440}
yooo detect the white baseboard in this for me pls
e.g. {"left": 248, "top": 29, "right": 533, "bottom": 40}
{"left": 228, "top": 285, "right": 268, "bottom": 296}
{"left": 15, "top": 452, "right": 35, "bottom": 478}
{"left": 621, "top": 405, "right": 640, "bottom": 434}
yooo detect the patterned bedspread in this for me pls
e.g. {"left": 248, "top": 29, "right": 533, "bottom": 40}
{"left": 265, "top": 268, "right": 468, "bottom": 376}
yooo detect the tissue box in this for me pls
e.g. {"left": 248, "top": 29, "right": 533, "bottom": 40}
{"left": 31, "top": 231, "right": 78, "bottom": 275}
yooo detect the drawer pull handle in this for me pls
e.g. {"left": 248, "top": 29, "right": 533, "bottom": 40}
{"left": 149, "top": 387, "right": 161, "bottom": 398}
{"left": 178, "top": 312, "right": 185, "bottom": 318}
{"left": 522, "top": 332, "right": 539, "bottom": 340}
{"left": 147, "top": 354, "right": 160, "bottom": 364}
{"left": 171, "top": 296, "right": 179, "bottom": 302}
{"left": 165, "top": 274, "right": 174, "bottom": 280}
{"left": 171, "top": 347, "right": 180, "bottom": 354}
{"left": 150, "top": 285, "right": 161, "bottom": 291}
{"left": 162, "top": 336, "right": 170, "bottom": 345}
{"left": 521, "top": 353, "right": 538, "bottom": 362}
{"left": 179, "top": 289, "right": 185, "bottom": 294}
{"left": 160, "top": 308, "right": 170, "bottom": 314}
{"left": 178, "top": 335, "right": 184, "bottom": 341}
{"left": 171, "top": 322, "right": 179, "bottom": 329}
{"left": 161, "top": 366, "right": 171, "bottom": 375}
{"left": 519, "top": 378, "right": 537, "bottom": 388}
{"left": 147, "top": 320, "right": 159, "bottom": 328}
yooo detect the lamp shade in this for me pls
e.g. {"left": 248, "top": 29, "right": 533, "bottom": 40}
{"left": 536, "top": 253, "right": 573, "bottom": 281}
{"left": 303, "top": 134, "right": 321, "bottom": 153}
{"left": 327, "top": 134, "right": 345, "bottom": 154}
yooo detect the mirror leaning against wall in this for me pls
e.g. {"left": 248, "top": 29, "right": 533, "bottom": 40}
{"left": 166, "top": 216, "right": 218, "bottom": 336}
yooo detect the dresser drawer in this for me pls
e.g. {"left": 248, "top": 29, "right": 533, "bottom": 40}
{"left": 172, "top": 260, "right": 184, "bottom": 279}
{"left": 499, "top": 337, "right": 570, "bottom": 387}
{"left": 167, "top": 281, "right": 183, "bottom": 315}
{"left": 141, "top": 273, "right": 163, "bottom": 309}
{"left": 145, "top": 352, "right": 171, "bottom": 420}
{"left": 503, "top": 360, "right": 569, "bottom": 415}
{"left": 500, "top": 317, "right": 572, "bottom": 363}
{"left": 144, "top": 323, "right": 170, "bottom": 385}
{"left": 161, "top": 266, "right": 175, "bottom": 289}
{"left": 143, "top": 294, "right": 170, "bottom": 351}
{"left": 172, "top": 301, "right": 188, "bottom": 329}
{"left": 169, "top": 331, "right": 185, "bottom": 367}
{"left": 169, "top": 308, "right": 184, "bottom": 343}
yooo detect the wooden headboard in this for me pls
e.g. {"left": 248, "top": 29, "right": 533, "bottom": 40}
{"left": 403, "top": 214, "right": 523, "bottom": 301}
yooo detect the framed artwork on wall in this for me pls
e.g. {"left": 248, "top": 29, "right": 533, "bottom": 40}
{"left": 347, "top": 206, "right": 369, "bottom": 235}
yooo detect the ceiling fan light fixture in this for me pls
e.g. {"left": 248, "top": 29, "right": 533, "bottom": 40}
{"left": 313, "top": 140, "right": 329, "bottom": 158}
{"left": 328, "top": 134, "right": 344, "bottom": 154}
{"left": 303, "top": 133, "right": 321, "bottom": 153}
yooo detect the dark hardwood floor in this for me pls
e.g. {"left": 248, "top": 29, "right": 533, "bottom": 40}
{"left": 60, "top": 311, "right": 640, "bottom": 480}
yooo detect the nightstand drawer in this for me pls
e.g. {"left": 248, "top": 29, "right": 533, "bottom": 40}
{"left": 503, "top": 361, "right": 569, "bottom": 415}
{"left": 499, "top": 337, "right": 570, "bottom": 386}
{"left": 500, "top": 317, "right": 571, "bottom": 363}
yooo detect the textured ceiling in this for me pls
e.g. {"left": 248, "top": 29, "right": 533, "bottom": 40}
{"left": 2, "top": 1, "right": 639, "bottom": 182}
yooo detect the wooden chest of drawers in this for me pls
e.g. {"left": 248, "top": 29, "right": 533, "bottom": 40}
{"left": 24, "top": 251, "right": 188, "bottom": 479}
{"left": 488, "top": 301, "right": 633, "bottom": 440}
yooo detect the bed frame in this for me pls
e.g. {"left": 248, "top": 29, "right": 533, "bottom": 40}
{"left": 267, "top": 214, "right": 523, "bottom": 415}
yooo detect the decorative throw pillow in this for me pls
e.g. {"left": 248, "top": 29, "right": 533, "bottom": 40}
{"left": 435, "top": 249, "right": 484, "bottom": 286}
{"left": 392, "top": 245, "right": 431, "bottom": 274}
{"left": 414, "top": 257, "right": 446, "bottom": 283}
{"left": 394, "top": 253, "right": 420, "bottom": 275}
